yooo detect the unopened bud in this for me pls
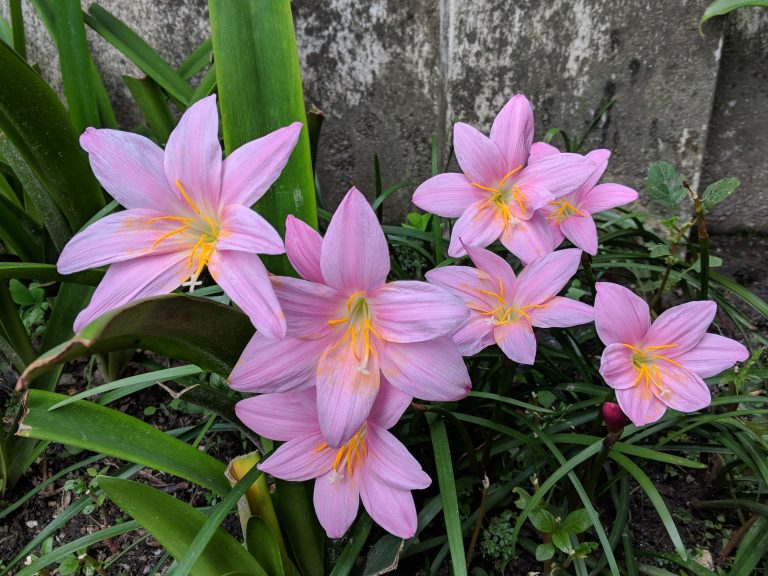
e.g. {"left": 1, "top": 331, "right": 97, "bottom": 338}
{"left": 602, "top": 402, "right": 627, "bottom": 434}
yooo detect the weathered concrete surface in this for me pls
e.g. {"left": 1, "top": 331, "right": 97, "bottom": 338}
{"left": 4, "top": 0, "right": 766, "bottom": 232}
{"left": 292, "top": 0, "right": 441, "bottom": 218}
{"left": 701, "top": 8, "right": 768, "bottom": 234}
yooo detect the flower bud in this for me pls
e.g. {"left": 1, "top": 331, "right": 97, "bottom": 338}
{"left": 602, "top": 402, "right": 627, "bottom": 434}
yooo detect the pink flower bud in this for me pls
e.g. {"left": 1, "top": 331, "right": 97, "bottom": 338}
{"left": 602, "top": 402, "right": 627, "bottom": 434}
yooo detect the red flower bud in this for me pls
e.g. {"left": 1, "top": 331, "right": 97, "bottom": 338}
{"left": 602, "top": 402, "right": 627, "bottom": 434}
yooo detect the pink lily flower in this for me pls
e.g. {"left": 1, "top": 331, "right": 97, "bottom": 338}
{"left": 57, "top": 95, "right": 301, "bottom": 337}
{"left": 412, "top": 94, "right": 595, "bottom": 263}
{"left": 229, "top": 187, "right": 471, "bottom": 447}
{"left": 236, "top": 382, "right": 430, "bottom": 539}
{"left": 532, "top": 143, "right": 638, "bottom": 255}
{"left": 595, "top": 282, "right": 749, "bottom": 426}
{"left": 426, "top": 245, "right": 593, "bottom": 364}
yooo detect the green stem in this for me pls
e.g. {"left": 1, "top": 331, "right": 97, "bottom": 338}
{"left": 695, "top": 199, "right": 709, "bottom": 300}
{"left": 585, "top": 430, "right": 622, "bottom": 500}
{"left": 580, "top": 252, "right": 597, "bottom": 299}
{"left": 432, "top": 215, "right": 444, "bottom": 263}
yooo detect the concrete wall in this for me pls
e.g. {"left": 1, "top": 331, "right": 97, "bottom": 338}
{"left": 4, "top": 0, "right": 767, "bottom": 233}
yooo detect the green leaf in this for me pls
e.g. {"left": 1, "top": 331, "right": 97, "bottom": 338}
{"left": 246, "top": 516, "right": 286, "bottom": 576}
{"left": 171, "top": 463, "right": 267, "bottom": 576}
{"left": 529, "top": 509, "right": 558, "bottom": 533}
{"left": 0, "top": 194, "right": 43, "bottom": 262}
{"left": 8, "top": 0, "right": 26, "bottom": 58}
{"left": 34, "top": 0, "right": 100, "bottom": 132}
{"left": 609, "top": 452, "right": 687, "bottom": 560}
{"left": 701, "top": 0, "right": 768, "bottom": 24}
{"left": 273, "top": 480, "right": 324, "bottom": 576}
{"left": 17, "top": 294, "right": 254, "bottom": 389}
{"left": 18, "top": 389, "right": 230, "bottom": 494}
{"left": 0, "top": 262, "right": 102, "bottom": 285}
{"left": 647, "top": 242, "right": 671, "bottom": 258}
{"left": 562, "top": 509, "right": 591, "bottom": 534}
{"left": 84, "top": 5, "right": 193, "bottom": 106}
{"left": 177, "top": 37, "right": 213, "bottom": 80}
{"left": 701, "top": 177, "right": 739, "bottom": 211}
{"left": 0, "top": 12, "right": 14, "bottom": 49}
{"left": 0, "top": 43, "right": 103, "bottom": 231}
{"left": 535, "top": 542, "right": 555, "bottom": 562}
{"left": 0, "top": 135, "right": 72, "bottom": 251}
{"left": 99, "top": 477, "right": 266, "bottom": 576}
{"left": 727, "top": 516, "right": 768, "bottom": 575}
{"left": 123, "top": 75, "right": 175, "bottom": 143}
{"left": 552, "top": 530, "right": 571, "bottom": 553}
{"left": 209, "top": 0, "right": 317, "bottom": 274}
{"left": 9, "top": 279, "right": 34, "bottom": 306}
{"left": 647, "top": 162, "right": 687, "bottom": 208}
{"left": 427, "top": 414, "right": 467, "bottom": 576}
{"left": 361, "top": 533, "right": 404, "bottom": 576}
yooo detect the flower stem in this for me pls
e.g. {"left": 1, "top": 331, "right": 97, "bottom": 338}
{"left": 580, "top": 252, "right": 597, "bottom": 299}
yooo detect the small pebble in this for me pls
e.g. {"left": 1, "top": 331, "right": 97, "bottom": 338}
{"left": 25, "top": 520, "right": 38, "bottom": 528}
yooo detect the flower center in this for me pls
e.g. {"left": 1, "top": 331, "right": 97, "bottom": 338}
{"left": 468, "top": 277, "right": 544, "bottom": 326}
{"left": 148, "top": 180, "right": 220, "bottom": 292}
{"left": 546, "top": 198, "right": 585, "bottom": 223}
{"left": 622, "top": 344, "right": 682, "bottom": 400}
{"left": 471, "top": 165, "right": 526, "bottom": 223}
{"left": 317, "top": 424, "right": 368, "bottom": 482}
{"left": 327, "top": 292, "right": 382, "bottom": 373}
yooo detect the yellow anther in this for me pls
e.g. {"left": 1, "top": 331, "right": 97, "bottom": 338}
{"left": 175, "top": 179, "right": 202, "bottom": 215}
{"left": 151, "top": 224, "right": 190, "bottom": 248}
{"left": 547, "top": 198, "right": 586, "bottom": 223}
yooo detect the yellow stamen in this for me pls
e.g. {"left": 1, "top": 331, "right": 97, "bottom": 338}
{"left": 328, "top": 427, "right": 369, "bottom": 478}
{"left": 151, "top": 224, "right": 190, "bottom": 248}
{"left": 624, "top": 343, "right": 682, "bottom": 400}
{"left": 175, "top": 179, "right": 202, "bottom": 215}
{"left": 547, "top": 198, "right": 586, "bottom": 223}
{"left": 469, "top": 166, "right": 526, "bottom": 228}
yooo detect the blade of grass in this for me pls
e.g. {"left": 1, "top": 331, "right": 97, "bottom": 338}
{"left": 427, "top": 413, "right": 467, "bottom": 576}
{"left": 609, "top": 451, "right": 687, "bottom": 560}
{"left": 84, "top": 5, "right": 193, "bottom": 106}
{"left": 123, "top": 75, "right": 175, "bottom": 143}
{"left": 329, "top": 514, "right": 374, "bottom": 576}
{"left": 177, "top": 37, "right": 212, "bottom": 80}
{"left": 9, "top": 0, "right": 26, "bottom": 58}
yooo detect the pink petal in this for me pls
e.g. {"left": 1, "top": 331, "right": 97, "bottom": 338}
{"left": 321, "top": 187, "right": 389, "bottom": 292}
{"left": 370, "top": 281, "right": 468, "bottom": 343}
{"left": 451, "top": 315, "right": 495, "bottom": 356}
{"left": 57, "top": 209, "right": 191, "bottom": 274}
{"left": 463, "top": 244, "right": 516, "bottom": 298}
{"left": 208, "top": 250, "right": 286, "bottom": 338}
{"left": 235, "top": 390, "right": 318, "bottom": 441}
{"left": 217, "top": 204, "right": 285, "bottom": 255}
{"left": 516, "top": 152, "right": 595, "bottom": 199}
{"left": 494, "top": 320, "right": 537, "bottom": 364}
{"left": 285, "top": 215, "right": 324, "bottom": 282}
{"left": 164, "top": 95, "right": 222, "bottom": 215}
{"left": 358, "top": 469, "right": 418, "bottom": 539}
{"left": 80, "top": 128, "right": 177, "bottom": 213}
{"left": 367, "top": 378, "right": 413, "bottom": 429}
{"left": 528, "top": 141, "right": 560, "bottom": 163}
{"left": 579, "top": 183, "right": 638, "bottom": 214}
{"left": 673, "top": 333, "right": 749, "bottom": 378}
{"left": 560, "top": 214, "right": 598, "bottom": 255}
{"left": 575, "top": 149, "right": 611, "bottom": 196}
{"left": 379, "top": 338, "right": 471, "bottom": 401}
{"left": 599, "top": 343, "right": 640, "bottom": 390}
{"left": 506, "top": 182, "right": 555, "bottom": 220}
{"left": 615, "top": 386, "right": 667, "bottom": 427}
{"left": 270, "top": 276, "right": 341, "bottom": 339}
{"left": 512, "top": 248, "right": 582, "bottom": 307}
{"left": 316, "top": 338, "right": 380, "bottom": 447}
{"left": 528, "top": 296, "right": 594, "bottom": 328}
{"left": 453, "top": 122, "right": 506, "bottom": 186}
{"left": 258, "top": 433, "right": 333, "bottom": 481}
{"left": 499, "top": 211, "right": 558, "bottom": 264}
{"left": 447, "top": 201, "right": 505, "bottom": 257}
{"left": 412, "top": 173, "right": 487, "bottom": 218}
{"left": 228, "top": 333, "right": 327, "bottom": 393}
{"left": 426, "top": 265, "right": 491, "bottom": 304}
{"left": 220, "top": 122, "right": 302, "bottom": 207}
{"left": 365, "top": 425, "right": 431, "bottom": 490}
{"left": 644, "top": 300, "right": 716, "bottom": 354}
{"left": 314, "top": 470, "right": 360, "bottom": 539}
{"left": 73, "top": 251, "right": 189, "bottom": 332}
{"left": 594, "top": 282, "right": 650, "bottom": 346}
{"left": 652, "top": 363, "right": 711, "bottom": 413}
{"left": 489, "top": 94, "right": 534, "bottom": 172}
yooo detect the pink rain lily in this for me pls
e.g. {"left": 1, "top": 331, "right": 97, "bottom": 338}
{"left": 236, "top": 382, "right": 430, "bottom": 539}
{"left": 57, "top": 95, "right": 301, "bottom": 337}
{"left": 412, "top": 94, "right": 595, "bottom": 263}
{"left": 229, "top": 187, "right": 471, "bottom": 447}
{"left": 533, "top": 143, "right": 638, "bottom": 255}
{"left": 426, "top": 245, "right": 593, "bottom": 364}
{"left": 595, "top": 282, "right": 749, "bottom": 426}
